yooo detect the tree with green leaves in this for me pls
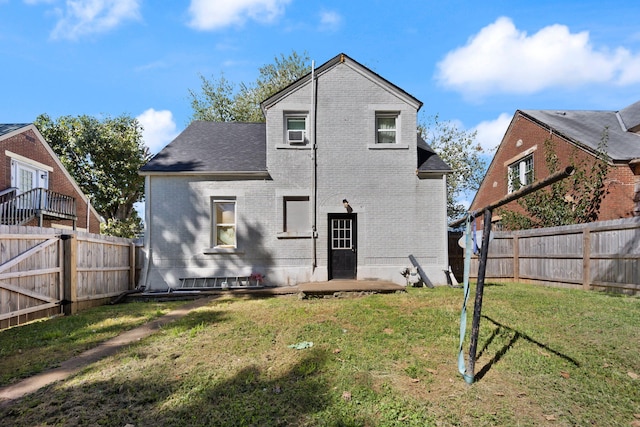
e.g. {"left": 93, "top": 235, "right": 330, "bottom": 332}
{"left": 499, "top": 131, "right": 610, "bottom": 230}
{"left": 188, "top": 50, "right": 311, "bottom": 123}
{"left": 35, "top": 114, "right": 150, "bottom": 237}
{"left": 419, "top": 114, "right": 486, "bottom": 222}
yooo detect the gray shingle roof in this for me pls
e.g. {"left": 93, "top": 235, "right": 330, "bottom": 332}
{"left": 417, "top": 135, "right": 452, "bottom": 172}
{"left": 619, "top": 100, "right": 640, "bottom": 132}
{"left": 142, "top": 121, "right": 451, "bottom": 175}
{"left": 521, "top": 101, "right": 640, "bottom": 161}
{"left": 0, "top": 123, "right": 30, "bottom": 137}
{"left": 140, "top": 121, "right": 267, "bottom": 173}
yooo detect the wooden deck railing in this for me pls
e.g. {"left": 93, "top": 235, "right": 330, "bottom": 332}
{"left": 0, "top": 188, "right": 77, "bottom": 226}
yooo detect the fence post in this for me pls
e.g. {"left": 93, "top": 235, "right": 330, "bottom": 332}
{"left": 513, "top": 234, "right": 519, "bottom": 282}
{"left": 583, "top": 228, "right": 591, "bottom": 290}
{"left": 129, "top": 242, "right": 136, "bottom": 290}
{"left": 62, "top": 234, "right": 78, "bottom": 315}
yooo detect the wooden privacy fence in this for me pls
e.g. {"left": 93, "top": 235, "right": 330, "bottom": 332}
{"left": 449, "top": 217, "right": 640, "bottom": 295}
{"left": 0, "top": 224, "right": 142, "bottom": 329}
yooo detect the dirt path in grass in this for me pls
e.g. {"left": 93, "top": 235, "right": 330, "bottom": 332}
{"left": 0, "top": 297, "right": 214, "bottom": 409}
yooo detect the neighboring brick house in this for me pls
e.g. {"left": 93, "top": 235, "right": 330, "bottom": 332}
{"left": 139, "top": 53, "right": 452, "bottom": 291}
{"left": 470, "top": 101, "right": 640, "bottom": 228}
{"left": 0, "top": 123, "right": 102, "bottom": 232}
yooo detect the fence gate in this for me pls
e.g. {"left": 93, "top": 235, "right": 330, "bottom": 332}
{"left": 0, "top": 229, "right": 63, "bottom": 329}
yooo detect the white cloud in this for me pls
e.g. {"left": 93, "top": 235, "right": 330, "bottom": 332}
{"left": 136, "top": 108, "right": 178, "bottom": 155}
{"left": 187, "top": 0, "right": 291, "bottom": 31}
{"left": 436, "top": 17, "right": 640, "bottom": 96}
{"left": 617, "top": 53, "right": 640, "bottom": 85}
{"left": 473, "top": 113, "right": 512, "bottom": 152}
{"left": 51, "top": 0, "right": 141, "bottom": 40}
{"left": 318, "top": 10, "right": 342, "bottom": 32}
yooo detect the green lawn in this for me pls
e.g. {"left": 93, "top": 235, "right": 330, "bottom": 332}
{"left": 0, "top": 283, "right": 638, "bottom": 426}
{"left": 0, "top": 301, "right": 187, "bottom": 386}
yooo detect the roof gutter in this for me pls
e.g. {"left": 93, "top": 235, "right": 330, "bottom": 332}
{"left": 416, "top": 169, "right": 452, "bottom": 178}
{"left": 629, "top": 158, "right": 640, "bottom": 174}
{"left": 138, "top": 170, "right": 271, "bottom": 179}
{"left": 139, "top": 175, "right": 152, "bottom": 290}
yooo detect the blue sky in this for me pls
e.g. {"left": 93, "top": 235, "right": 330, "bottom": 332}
{"left": 2, "top": 0, "right": 640, "bottom": 162}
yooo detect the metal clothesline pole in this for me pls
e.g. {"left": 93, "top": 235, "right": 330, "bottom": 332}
{"left": 452, "top": 165, "right": 575, "bottom": 382}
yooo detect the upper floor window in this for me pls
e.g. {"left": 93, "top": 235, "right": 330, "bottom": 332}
{"left": 212, "top": 198, "right": 236, "bottom": 248}
{"left": 376, "top": 113, "right": 398, "bottom": 144}
{"left": 508, "top": 154, "right": 534, "bottom": 193}
{"left": 285, "top": 113, "right": 308, "bottom": 145}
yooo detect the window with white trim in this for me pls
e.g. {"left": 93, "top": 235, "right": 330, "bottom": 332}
{"left": 283, "top": 196, "right": 310, "bottom": 233}
{"left": 376, "top": 112, "right": 398, "bottom": 144}
{"left": 508, "top": 154, "right": 534, "bottom": 193}
{"left": 212, "top": 198, "right": 237, "bottom": 248}
{"left": 284, "top": 113, "right": 308, "bottom": 145}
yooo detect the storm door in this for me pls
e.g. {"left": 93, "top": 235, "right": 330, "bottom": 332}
{"left": 11, "top": 160, "right": 49, "bottom": 209}
{"left": 328, "top": 213, "right": 357, "bottom": 280}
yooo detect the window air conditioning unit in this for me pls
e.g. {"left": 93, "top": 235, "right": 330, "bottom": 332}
{"left": 287, "top": 130, "right": 305, "bottom": 144}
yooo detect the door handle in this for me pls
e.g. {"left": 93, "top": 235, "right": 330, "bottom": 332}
{"left": 351, "top": 247, "right": 357, "bottom": 253}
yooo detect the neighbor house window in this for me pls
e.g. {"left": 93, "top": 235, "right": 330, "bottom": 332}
{"left": 284, "top": 196, "right": 310, "bottom": 233}
{"left": 10, "top": 158, "right": 49, "bottom": 194}
{"left": 508, "top": 155, "right": 534, "bottom": 193}
{"left": 212, "top": 198, "right": 236, "bottom": 248}
{"left": 285, "top": 113, "right": 307, "bottom": 145}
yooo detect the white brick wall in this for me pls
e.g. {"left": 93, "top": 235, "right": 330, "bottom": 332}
{"left": 143, "top": 60, "right": 449, "bottom": 290}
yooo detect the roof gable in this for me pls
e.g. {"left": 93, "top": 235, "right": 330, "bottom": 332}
{"left": 260, "top": 53, "right": 423, "bottom": 114}
{"left": 0, "top": 123, "right": 101, "bottom": 220}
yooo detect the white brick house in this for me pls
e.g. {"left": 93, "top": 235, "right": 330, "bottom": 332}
{"left": 139, "top": 53, "right": 451, "bottom": 291}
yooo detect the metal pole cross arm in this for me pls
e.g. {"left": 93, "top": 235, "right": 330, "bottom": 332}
{"left": 448, "top": 166, "right": 575, "bottom": 229}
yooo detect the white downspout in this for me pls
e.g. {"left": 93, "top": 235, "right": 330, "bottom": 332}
{"left": 311, "top": 60, "right": 318, "bottom": 271}
{"left": 139, "top": 175, "right": 152, "bottom": 289}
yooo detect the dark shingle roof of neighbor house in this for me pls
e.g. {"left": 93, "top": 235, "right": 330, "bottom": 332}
{"left": 140, "top": 121, "right": 267, "bottom": 173}
{"left": 0, "top": 123, "right": 29, "bottom": 137}
{"left": 521, "top": 100, "right": 640, "bottom": 161}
